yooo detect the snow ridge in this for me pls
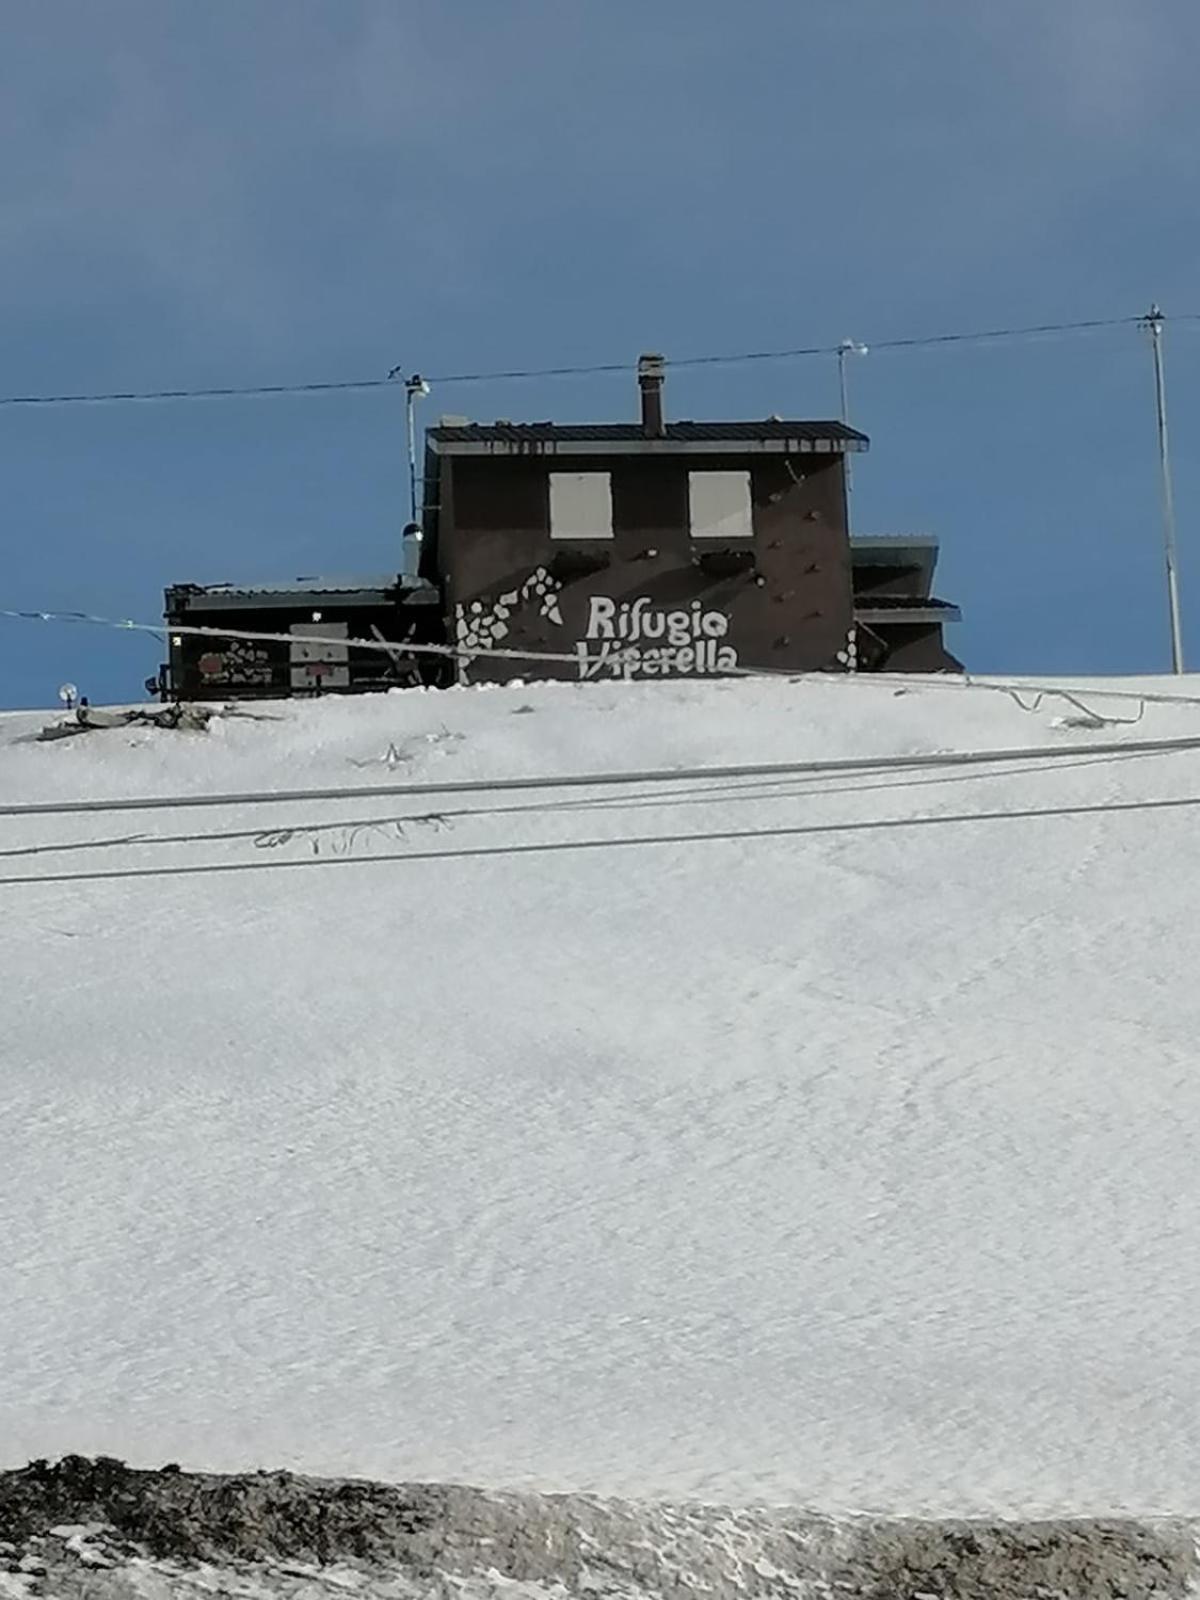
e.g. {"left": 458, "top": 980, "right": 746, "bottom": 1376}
{"left": 1, "top": 1461, "right": 1196, "bottom": 1600}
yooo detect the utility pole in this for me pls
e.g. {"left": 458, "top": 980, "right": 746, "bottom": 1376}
{"left": 404, "top": 372, "right": 430, "bottom": 527}
{"left": 387, "top": 365, "right": 430, "bottom": 528}
{"left": 1142, "top": 305, "right": 1185, "bottom": 674}
{"left": 837, "top": 339, "right": 868, "bottom": 502}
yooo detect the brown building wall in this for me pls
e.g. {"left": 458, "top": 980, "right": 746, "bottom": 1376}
{"left": 866, "top": 622, "right": 963, "bottom": 673}
{"left": 164, "top": 596, "right": 445, "bottom": 699}
{"left": 439, "top": 452, "right": 855, "bottom": 684}
{"left": 852, "top": 562, "right": 926, "bottom": 599}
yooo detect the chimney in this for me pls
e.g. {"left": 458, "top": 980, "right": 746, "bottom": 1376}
{"left": 637, "top": 352, "right": 666, "bottom": 436}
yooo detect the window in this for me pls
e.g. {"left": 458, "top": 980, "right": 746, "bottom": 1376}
{"left": 290, "top": 622, "right": 349, "bottom": 690}
{"left": 688, "top": 470, "right": 754, "bottom": 540}
{"left": 549, "top": 472, "right": 613, "bottom": 540}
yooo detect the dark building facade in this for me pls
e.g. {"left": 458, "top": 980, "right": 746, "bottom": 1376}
{"left": 422, "top": 357, "right": 959, "bottom": 684}
{"left": 161, "top": 572, "right": 442, "bottom": 700}
{"left": 852, "top": 537, "right": 962, "bottom": 672}
{"left": 160, "top": 355, "right": 960, "bottom": 700}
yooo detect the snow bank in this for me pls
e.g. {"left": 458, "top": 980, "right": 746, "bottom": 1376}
{"left": 4, "top": 675, "right": 1200, "bottom": 1516}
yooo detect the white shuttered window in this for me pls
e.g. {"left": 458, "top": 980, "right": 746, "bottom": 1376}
{"left": 549, "top": 472, "right": 614, "bottom": 539}
{"left": 688, "top": 470, "right": 754, "bottom": 540}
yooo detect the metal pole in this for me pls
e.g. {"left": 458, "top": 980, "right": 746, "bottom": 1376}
{"left": 838, "top": 345, "right": 850, "bottom": 425}
{"left": 837, "top": 340, "right": 867, "bottom": 505}
{"left": 1144, "top": 305, "right": 1185, "bottom": 673}
{"left": 388, "top": 366, "right": 429, "bottom": 533}
{"left": 404, "top": 373, "right": 430, "bottom": 528}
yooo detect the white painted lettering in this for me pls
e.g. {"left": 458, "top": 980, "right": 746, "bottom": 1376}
{"left": 569, "top": 593, "right": 739, "bottom": 680}
{"left": 587, "top": 596, "right": 617, "bottom": 639}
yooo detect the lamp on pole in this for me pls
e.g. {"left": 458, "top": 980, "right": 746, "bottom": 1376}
{"left": 1141, "top": 305, "right": 1185, "bottom": 674}
{"left": 837, "top": 339, "right": 868, "bottom": 503}
{"left": 388, "top": 366, "right": 430, "bottom": 529}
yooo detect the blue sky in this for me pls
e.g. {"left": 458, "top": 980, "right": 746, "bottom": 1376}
{"left": 3, "top": 0, "right": 1200, "bottom": 707}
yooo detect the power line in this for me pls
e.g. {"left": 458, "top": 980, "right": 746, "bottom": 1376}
{"left": 13, "top": 599, "right": 1200, "bottom": 748}
{"left": 0, "top": 605, "right": 586, "bottom": 668}
{"left": 4, "top": 787, "right": 1200, "bottom": 890}
{"left": 2, "top": 602, "right": 772, "bottom": 680}
{"left": 13, "top": 606, "right": 1200, "bottom": 713}
{"left": 0, "top": 313, "right": 1189, "bottom": 410}
{"left": 0, "top": 376, "right": 394, "bottom": 409}
{"left": 0, "top": 602, "right": 790, "bottom": 679}
{"left": 0, "top": 748, "right": 1166, "bottom": 864}
{"left": 5, "top": 731, "right": 1200, "bottom": 821}
{"left": 882, "top": 670, "right": 1200, "bottom": 712}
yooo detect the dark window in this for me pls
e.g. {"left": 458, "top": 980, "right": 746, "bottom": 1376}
{"left": 611, "top": 462, "right": 687, "bottom": 534}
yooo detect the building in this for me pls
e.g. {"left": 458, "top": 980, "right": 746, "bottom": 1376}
{"left": 159, "top": 354, "right": 960, "bottom": 699}
{"left": 421, "top": 355, "right": 960, "bottom": 684}
{"left": 161, "top": 566, "right": 442, "bottom": 701}
{"left": 852, "top": 537, "right": 962, "bottom": 672}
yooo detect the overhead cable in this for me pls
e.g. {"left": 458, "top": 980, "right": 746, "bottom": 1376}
{"left": 5, "top": 732, "right": 1200, "bottom": 821}
{"left": 0, "top": 312, "right": 1189, "bottom": 409}
{"left": 5, "top": 788, "right": 1200, "bottom": 889}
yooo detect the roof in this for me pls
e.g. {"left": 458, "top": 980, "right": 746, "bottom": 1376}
{"left": 855, "top": 594, "right": 961, "bottom": 624}
{"left": 850, "top": 535, "right": 939, "bottom": 556}
{"left": 428, "top": 420, "right": 869, "bottom": 456}
{"left": 166, "top": 575, "right": 440, "bottom": 612}
{"left": 192, "top": 577, "right": 400, "bottom": 596}
{"left": 853, "top": 594, "right": 958, "bottom": 611}
{"left": 851, "top": 535, "right": 940, "bottom": 594}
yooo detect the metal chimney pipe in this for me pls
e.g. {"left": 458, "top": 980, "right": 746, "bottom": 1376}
{"left": 637, "top": 353, "right": 666, "bottom": 436}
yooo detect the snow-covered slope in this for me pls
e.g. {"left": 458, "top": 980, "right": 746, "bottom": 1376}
{"left": 4, "top": 674, "right": 1200, "bottom": 1516}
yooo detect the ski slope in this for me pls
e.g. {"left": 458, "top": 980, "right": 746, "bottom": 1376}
{"left": 3, "top": 673, "right": 1200, "bottom": 1517}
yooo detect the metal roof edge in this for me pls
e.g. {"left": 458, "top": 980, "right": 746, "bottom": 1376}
{"left": 850, "top": 534, "right": 940, "bottom": 549}
{"left": 166, "top": 575, "right": 440, "bottom": 607}
{"left": 428, "top": 437, "right": 868, "bottom": 457}
{"left": 850, "top": 534, "right": 940, "bottom": 589}
{"left": 855, "top": 600, "right": 961, "bottom": 624}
